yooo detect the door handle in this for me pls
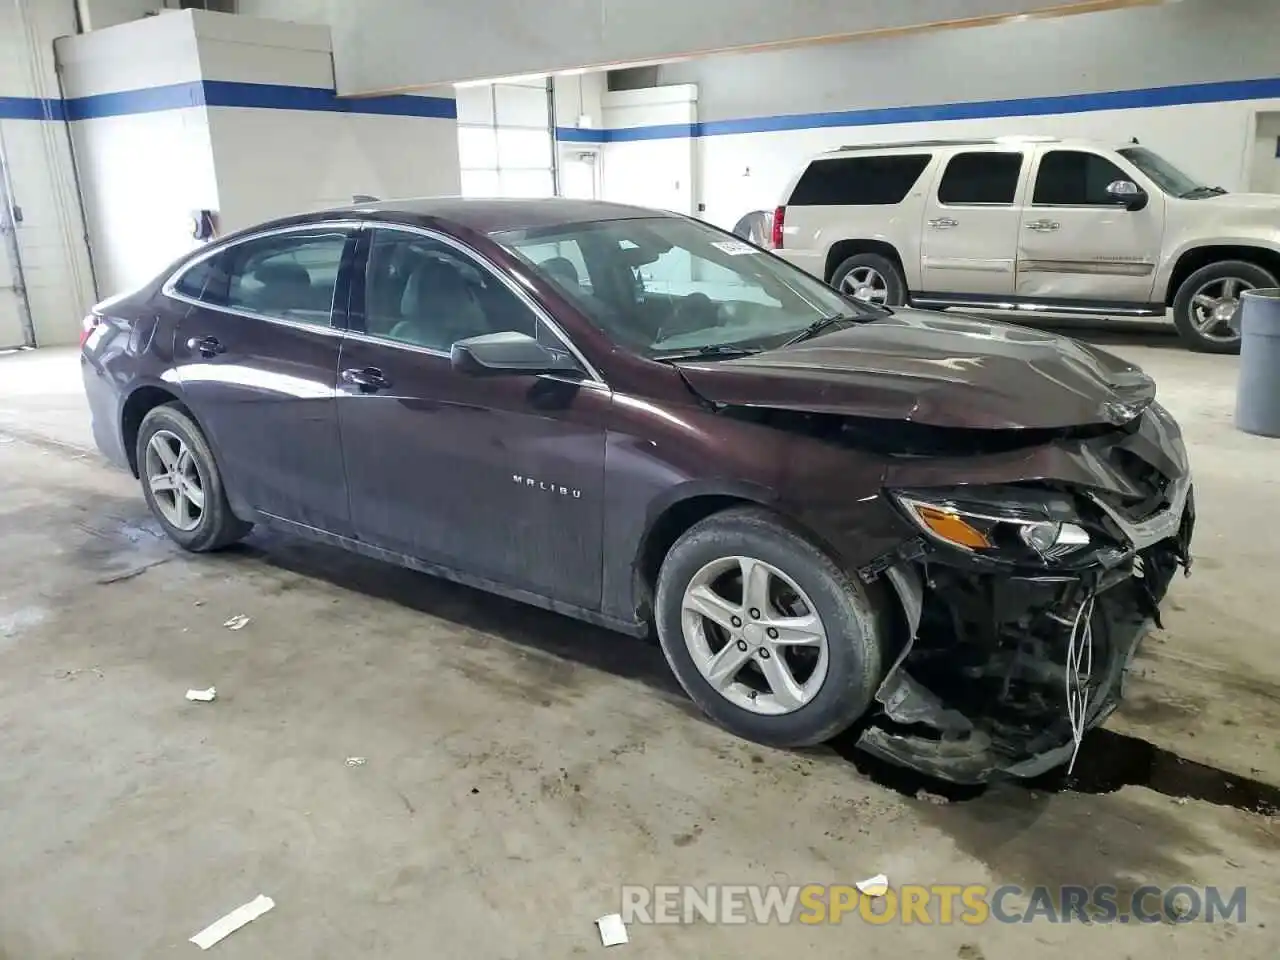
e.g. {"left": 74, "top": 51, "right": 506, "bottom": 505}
{"left": 928, "top": 217, "right": 959, "bottom": 229}
{"left": 186, "top": 335, "right": 224, "bottom": 358}
{"left": 341, "top": 366, "right": 391, "bottom": 392}
{"left": 1025, "top": 219, "right": 1061, "bottom": 232}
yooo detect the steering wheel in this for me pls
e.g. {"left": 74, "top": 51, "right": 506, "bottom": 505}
{"left": 656, "top": 292, "right": 725, "bottom": 343}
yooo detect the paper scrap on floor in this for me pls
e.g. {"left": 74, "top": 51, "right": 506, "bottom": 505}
{"left": 856, "top": 874, "right": 889, "bottom": 897}
{"left": 596, "top": 913, "right": 628, "bottom": 947}
{"left": 186, "top": 687, "right": 216, "bottom": 702}
{"left": 190, "top": 894, "right": 275, "bottom": 949}
{"left": 222, "top": 614, "right": 250, "bottom": 630}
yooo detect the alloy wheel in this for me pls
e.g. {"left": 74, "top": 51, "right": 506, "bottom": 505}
{"left": 680, "top": 555, "right": 830, "bottom": 715}
{"left": 144, "top": 429, "right": 205, "bottom": 531}
{"left": 1190, "top": 276, "right": 1254, "bottom": 344}
{"left": 839, "top": 266, "right": 888, "bottom": 304}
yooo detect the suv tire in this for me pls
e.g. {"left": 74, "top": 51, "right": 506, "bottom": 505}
{"left": 654, "top": 506, "right": 886, "bottom": 747}
{"left": 1172, "top": 260, "right": 1277, "bottom": 354}
{"left": 830, "top": 253, "right": 907, "bottom": 307}
{"left": 137, "top": 403, "right": 252, "bottom": 552}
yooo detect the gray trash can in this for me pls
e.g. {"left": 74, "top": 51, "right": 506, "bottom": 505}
{"left": 1236, "top": 288, "right": 1280, "bottom": 438}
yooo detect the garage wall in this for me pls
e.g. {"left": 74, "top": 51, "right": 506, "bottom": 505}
{"left": 56, "top": 9, "right": 461, "bottom": 300}
{"left": 0, "top": 0, "right": 98, "bottom": 348}
{"left": 601, "top": 0, "right": 1280, "bottom": 229}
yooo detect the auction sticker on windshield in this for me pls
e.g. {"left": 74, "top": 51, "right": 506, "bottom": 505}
{"left": 711, "top": 240, "right": 758, "bottom": 256}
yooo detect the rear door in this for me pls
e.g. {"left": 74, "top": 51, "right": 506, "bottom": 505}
{"left": 1015, "top": 147, "right": 1164, "bottom": 303}
{"left": 336, "top": 225, "right": 610, "bottom": 609}
{"left": 919, "top": 148, "right": 1028, "bottom": 297}
{"left": 170, "top": 223, "right": 357, "bottom": 535}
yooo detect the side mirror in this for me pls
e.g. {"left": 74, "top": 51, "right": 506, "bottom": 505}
{"left": 1106, "top": 179, "right": 1148, "bottom": 211}
{"left": 450, "top": 331, "right": 582, "bottom": 377}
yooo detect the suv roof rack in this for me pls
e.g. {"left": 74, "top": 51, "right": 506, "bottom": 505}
{"left": 829, "top": 136, "right": 1061, "bottom": 152}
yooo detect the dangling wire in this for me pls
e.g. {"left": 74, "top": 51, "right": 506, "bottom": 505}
{"left": 1064, "top": 590, "right": 1097, "bottom": 775}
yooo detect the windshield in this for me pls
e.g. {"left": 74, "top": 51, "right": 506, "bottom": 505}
{"left": 1117, "top": 146, "right": 1219, "bottom": 198}
{"left": 494, "top": 217, "right": 866, "bottom": 359}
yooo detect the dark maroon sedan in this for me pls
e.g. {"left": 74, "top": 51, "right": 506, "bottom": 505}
{"left": 81, "top": 198, "right": 1193, "bottom": 782}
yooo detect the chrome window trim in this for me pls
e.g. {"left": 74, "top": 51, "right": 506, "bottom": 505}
{"left": 363, "top": 222, "right": 607, "bottom": 386}
{"left": 161, "top": 220, "right": 363, "bottom": 333}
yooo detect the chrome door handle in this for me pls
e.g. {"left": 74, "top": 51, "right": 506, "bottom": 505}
{"left": 928, "top": 217, "right": 959, "bottom": 229}
{"left": 1025, "top": 219, "right": 1061, "bottom": 232}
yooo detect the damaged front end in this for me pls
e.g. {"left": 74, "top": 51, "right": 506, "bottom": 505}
{"left": 854, "top": 405, "right": 1195, "bottom": 784}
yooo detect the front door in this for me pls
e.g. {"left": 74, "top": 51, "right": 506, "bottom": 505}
{"left": 1016, "top": 147, "right": 1165, "bottom": 303}
{"left": 171, "top": 225, "right": 355, "bottom": 535}
{"left": 919, "top": 148, "right": 1028, "bottom": 297}
{"left": 336, "top": 226, "right": 609, "bottom": 609}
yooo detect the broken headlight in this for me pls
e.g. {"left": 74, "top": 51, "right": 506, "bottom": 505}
{"left": 891, "top": 486, "right": 1093, "bottom": 565}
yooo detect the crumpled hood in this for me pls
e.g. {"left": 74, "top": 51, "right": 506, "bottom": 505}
{"left": 675, "top": 310, "right": 1155, "bottom": 430}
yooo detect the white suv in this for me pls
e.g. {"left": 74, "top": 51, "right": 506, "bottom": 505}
{"left": 771, "top": 137, "right": 1280, "bottom": 353}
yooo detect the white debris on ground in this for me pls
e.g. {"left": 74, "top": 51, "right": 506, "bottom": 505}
{"left": 856, "top": 874, "right": 889, "bottom": 897}
{"left": 595, "top": 913, "right": 628, "bottom": 947}
{"left": 222, "top": 614, "right": 250, "bottom": 630}
{"left": 345, "top": 757, "right": 367, "bottom": 766}
{"left": 189, "top": 894, "right": 275, "bottom": 949}
{"left": 186, "top": 687, "right": 217, "bottom": 702}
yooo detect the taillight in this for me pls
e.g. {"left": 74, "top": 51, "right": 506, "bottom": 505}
{"left": 771, "top": 206, "right": 785, "bottom": 249}
{"left": 80, "top": 313, "right": 101, "bottom": 348}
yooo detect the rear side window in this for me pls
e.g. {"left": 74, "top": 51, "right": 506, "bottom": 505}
{"left": 937, "top": 152, "right": 1023, "bottom": 205}
{"left": 1033, "top": 150, "right": 1130, "bottom": 205}
{"left": 788, "top": 154, "right": 931, "bottom": 206}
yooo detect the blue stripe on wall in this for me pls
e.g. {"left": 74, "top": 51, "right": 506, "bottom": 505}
{"left": 1, "top": 80, "right": 456, "bottom": 122}
{"left": 553, "top": 75, "right": 1280, "bottom": 143}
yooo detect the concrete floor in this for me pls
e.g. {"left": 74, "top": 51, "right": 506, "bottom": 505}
{"left": 0, "top": 328, "right": 1277, "bottom": 958}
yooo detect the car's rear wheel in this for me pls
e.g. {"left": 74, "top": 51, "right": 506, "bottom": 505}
{"left": 831, "top": 253, "right": 906, "bottom": 307}
{"left": 137, "top": 404, "right": 251, "bottom": 552}
{"left": 654, "top": 506, "right": 887, "bottom": 747}
{"left": 1172, "top": 260, "right": 1277, "bottom": 354}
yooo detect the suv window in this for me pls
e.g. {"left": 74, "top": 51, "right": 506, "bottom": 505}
{"left": 363, "top": 228, "right": 536, "bottom": 352}
{"left": 937, "top": 152, "right": 1023, "bottom": 205}
{"left": 1033, "top": 150, "right": 1130, "bottom": 205}
{"left": 788, "top": 154, "right": 931, "bottom": 206}
{"left": 175, "top": 230, "right": 348, "bottom": 326}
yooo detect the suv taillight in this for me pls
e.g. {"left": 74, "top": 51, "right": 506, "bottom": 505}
{"left": 79, "top": 313, "right": 101, "bottom": 348}
{"left": 771, "top": 206, "right": 785, "bottom": 250}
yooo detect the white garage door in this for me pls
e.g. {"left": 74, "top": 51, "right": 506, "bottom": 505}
{"left": 456, "top": 79, "right": 555, "bottom": 199}
{"left": 0, "top": 149, "right": 28, "bottom": 349}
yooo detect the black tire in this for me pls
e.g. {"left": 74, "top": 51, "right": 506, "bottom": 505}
{"left": 830, "top": 252, "right": 907, "bottom": 307}
{"left": 654, "top": 506, "right": 887, "bottom": 747}
{"left": 136, "top": 403, "right": 251, "bottom": 552}
{"left": 1172, "top": 260, "right": 1277, "bottom": 354}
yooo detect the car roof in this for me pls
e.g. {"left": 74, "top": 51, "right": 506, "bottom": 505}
{"left": 816, "top": 136, "right": 1133, "bottom": 157}
{"left": 310, "top": 196, "right": 672, "bottom": 235}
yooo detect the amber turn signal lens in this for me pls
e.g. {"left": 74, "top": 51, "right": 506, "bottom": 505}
{"left": 914, "top": 504, "right": 992, "bottom": 549}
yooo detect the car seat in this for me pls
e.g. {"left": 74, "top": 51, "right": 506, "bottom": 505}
{"left": 392, "top": 260, "right": 490, "bottom": 350}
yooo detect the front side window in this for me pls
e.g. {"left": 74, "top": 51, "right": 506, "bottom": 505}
{"left": 1033, "top": 150, "right": 1130, "bottom": 206}
{"left": 362, "top": 228, "right": 536, "bottom": 352}
{"left": 937, "top": 151, "right": 1024, "bottom": 205}
{"left": 788, "top": 154, "right": 932, "bottom": 206}
{"left": 496, "top": 216, "right": 861, "bottom": 359}
{"left": 174, "top": 230, "right": 349, "bottom": 326}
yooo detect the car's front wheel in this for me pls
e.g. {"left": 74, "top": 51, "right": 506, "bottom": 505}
{"left": 1172, "top": 260, "right": 1277, "bottom": 354}
{"left": 137, "top": 403, "right": 252, "bottom": 552}
{"left": 654, "top": 507, "right": 887, "bottom": 747}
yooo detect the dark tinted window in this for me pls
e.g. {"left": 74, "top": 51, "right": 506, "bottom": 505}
{"left": 363, "top": 229, "right": 536, "bottom": 351}
{"left": 174, "top": 253, "right": 232, "bottom": 304}
{"left": 1033, "top": 150, "right": 1130, "bottom": 205}
{"left": 220, "top": 231, "right": 348, "bottom": 326}
{"left": 937, "top": 152, "right": 1023, "bottom": 205}
{"left": 788, "top": 154, "right": 931, "bottom": 206}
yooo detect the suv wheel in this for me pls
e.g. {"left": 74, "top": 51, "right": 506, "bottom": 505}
{"left": 1172, "top": 260, "right": 1277, "bottom": 354}
{"left": 137, "top": 403, "right": 252, "bottom": 551}
{"left": 831, "top": 253, "right": 906, "bottom": 307}
{"left": 654, "top": 507, "right": 886, "bottom": 747}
